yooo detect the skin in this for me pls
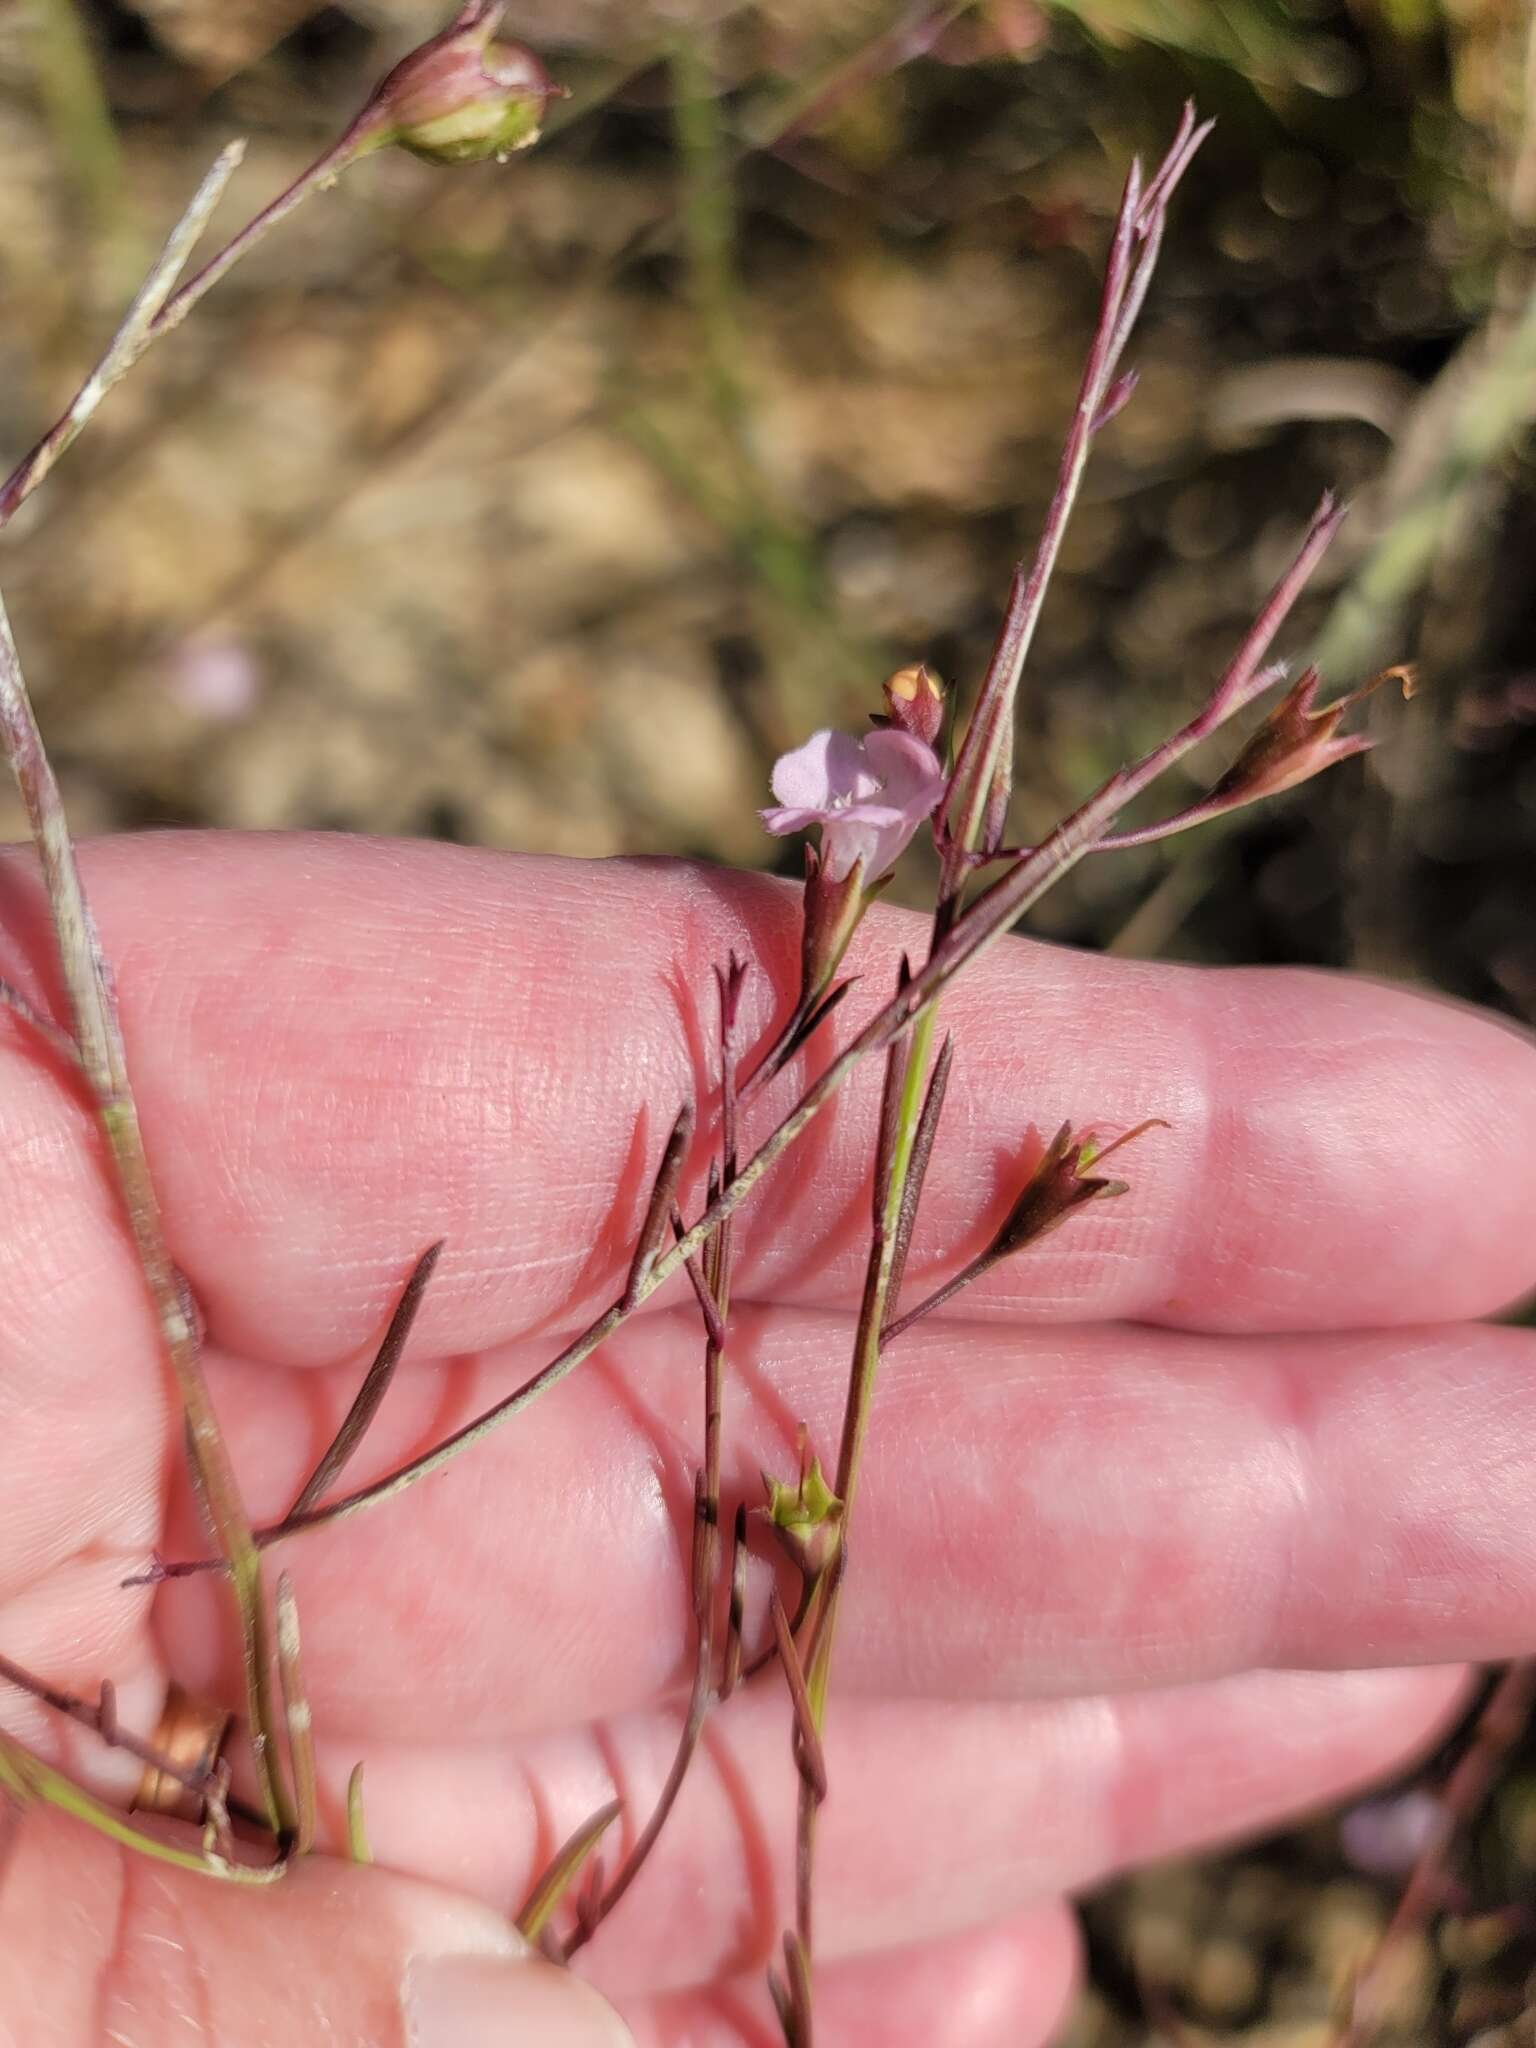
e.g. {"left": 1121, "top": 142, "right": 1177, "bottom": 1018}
{"left": 0, "top": 831, "right": 1533, "bottom": 2046}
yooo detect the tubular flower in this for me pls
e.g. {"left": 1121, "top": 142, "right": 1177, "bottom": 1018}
{"left": 761, "top": 728, "right": 946, "bottom": 884}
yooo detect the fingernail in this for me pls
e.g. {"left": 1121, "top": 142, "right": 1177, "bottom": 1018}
{"left": 406, "top": 1954, "right": 634, "bottom": 2047}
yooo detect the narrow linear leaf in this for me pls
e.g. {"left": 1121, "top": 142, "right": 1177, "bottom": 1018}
{"left": 751, "top": 976, "right": 857, "bottom": 1099}
{"left": 346, "top": 1762, "right": 371, "bottom": 1865}
{"left": 669, "top": 1201, "right": 727, "bottom": 1349}
{"left": 784, "top": 1930, "right": 814, "bottom": 2035}
{"left": 624, "top": 1102, "right": 695, "bottom": 1310}
{"left": 768, "top": 1962, "right": 794, "bottom": 2040}
{"left": 885, "top": 1032, "right": 953, "bottom": 1315}
{"left": 770, "top": 1591, "right": 827, "bottom": 1804}
{"left": 287, "top": 1241, "right": 445, "bottom": 1521}
{"left": 769, "top": 1928, "right": 815, "bottom": 2048}
{"left": 871, "top": 956, "right": 913, "bottom": 1228}
{"left": 516, "top": 1798, "right": 624, "bottom": 1945}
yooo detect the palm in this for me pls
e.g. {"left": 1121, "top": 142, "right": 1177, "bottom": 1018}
{"left": 3, "top": 833, "right": 1533, "bottom": 2046}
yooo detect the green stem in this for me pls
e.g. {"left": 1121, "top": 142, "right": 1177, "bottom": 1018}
{"left": 832, "top": 1005, "right": 940, "bottom": 1522}
{"left": 791, "top": 1003, "right": 938, "bottom": 1982}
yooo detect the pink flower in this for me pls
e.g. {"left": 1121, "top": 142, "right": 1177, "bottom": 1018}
{"left": 761, "top": 729, "right": 946, "bottom": 883}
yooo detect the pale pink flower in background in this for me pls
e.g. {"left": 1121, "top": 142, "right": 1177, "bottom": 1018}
{"left": 1338, "top": 1789, "right": 1443, "bottom": 1878}
{"left": 761, "top": 728, "right": 946, "bottom": 883}
{"left": 168, "top": 636, "right": 262, "bottom": 721}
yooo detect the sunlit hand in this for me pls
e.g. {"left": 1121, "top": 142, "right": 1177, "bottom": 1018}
{"left": 3, "top": 833, "right": 1533, "bottom": 2047}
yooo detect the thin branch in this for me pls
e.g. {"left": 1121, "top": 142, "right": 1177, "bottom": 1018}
{"left": 941, "top": 105, "right": 1212, "bottom": 881}
{"left": 559, "top": 957, "right": 745, "bottom": 1960}
{"left": 0, "top": 143, "right": 246, "bottom": 529}
{"left": 670, "top": 1201, "right": 728, "bottom": 1350}
{"left": 0, "top": 975, "right": 85, "bottom": 1069}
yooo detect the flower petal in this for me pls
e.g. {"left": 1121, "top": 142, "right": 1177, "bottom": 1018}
{"left": 760, "top": 804, "right": 830, "bottom": 837}
{"left": 862, "top": 728, "right": 947, "bottom": 818}
{"left": 769, "top": 731, "right": 837, "bottom": 810}
{"left": 822, "top": 817, "right": 881, "bottom": 883}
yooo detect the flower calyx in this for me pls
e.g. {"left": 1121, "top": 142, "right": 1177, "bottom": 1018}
{"left": 992, "top": 1117, "right": 1167, "bottom": 1261}
{"left": 369, "top": 3, "right": 564, "bottom": 167}
{"left": 760, "top": 1453, "right": 844, "bottom": 1584}
{"left": 1207, "top": 662, "right": 1416, "bottom": 812}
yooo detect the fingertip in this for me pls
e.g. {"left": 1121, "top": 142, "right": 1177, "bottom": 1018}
{"left": 1165, "top": 965, "right": 1536, "bottom": 1331}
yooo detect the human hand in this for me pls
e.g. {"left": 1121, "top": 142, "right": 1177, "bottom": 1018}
{"left": 2, "top": 832, "right": 1533, "bottom": 2047}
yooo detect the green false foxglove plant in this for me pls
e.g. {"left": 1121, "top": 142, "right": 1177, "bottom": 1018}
{"left": 0, "top": 26, "right": 1418, "bottom": 2044}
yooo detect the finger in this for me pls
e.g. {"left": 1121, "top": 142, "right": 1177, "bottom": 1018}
{"left": 306, "top": 1665, "right": 1459, "bottom": 1999}
{"left": 0, "top": 836, "right": 1527, "bottom": 1371}
{"left": 164, "top": 1312, "right": 1532, "bottom": 1730}
{"left": 0, "top": 1008, "right": 167, "bottom": 1605}
{"left": 0, "top": 1802, "right": 631, "bottom": 2048}
{"left": 617, "top": 1905, "right": 1080, "bottom": 2048}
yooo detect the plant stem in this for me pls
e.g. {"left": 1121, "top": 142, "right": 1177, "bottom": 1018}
{"left": 0, "top": 590, "right": 294, "bottom": 1837}
{"left": 557, "top": 962, "right": 744, "bottom": 1959}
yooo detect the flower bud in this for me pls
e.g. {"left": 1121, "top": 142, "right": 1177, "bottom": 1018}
{"left": 371, "top": 4, "right": 561, "bottom": 167}
{"left": 878, "top": 663, "right": 945, "bottom": 749}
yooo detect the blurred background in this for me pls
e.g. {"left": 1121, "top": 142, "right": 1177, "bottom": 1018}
{"left": 1, "top": 0, "right": 1535, "bottom": 2039}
